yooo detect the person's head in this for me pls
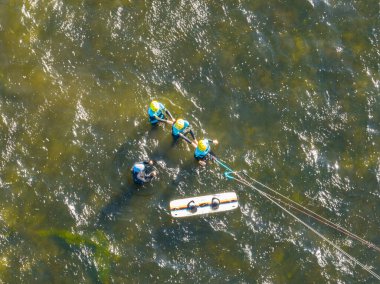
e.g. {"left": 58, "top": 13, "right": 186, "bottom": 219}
{"left": 174, "top": 118, "right": 185, "bottom": 130}
{"left": 198, "top": 139, "right": 209, "bottom": 152}
{"left": 133, "top": 163, "right": 145, "bottom": 172}
{"left": 150, "top": 100, "right": 160, "bottom": 112}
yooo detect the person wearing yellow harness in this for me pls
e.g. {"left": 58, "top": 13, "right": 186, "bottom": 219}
{"left": 147, "top": 100, "right": 174, "bottom": 125}
{"left": 171, "top": 118, "right": 196, "bottom": 143}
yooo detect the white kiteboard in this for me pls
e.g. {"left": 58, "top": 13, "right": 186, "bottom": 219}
{"left": 170, "top": 192, "right": 239, "bottom": 218}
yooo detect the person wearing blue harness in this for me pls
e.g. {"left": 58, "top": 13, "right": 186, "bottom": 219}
{"left": 147, "top": 100, "right": 174, "bottom": 125}
{"left": 171, "top": 118, "right": 196, "bottom": 142}
{"left": 192, "top": 138, "right": 218, "bottom": 166}
{"left": 131, "top": 160, "right": 157, "bottom": 185}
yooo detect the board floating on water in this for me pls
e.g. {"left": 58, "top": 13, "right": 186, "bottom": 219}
{"left": 170, "top": 192, "right": 239, "bottom": 218}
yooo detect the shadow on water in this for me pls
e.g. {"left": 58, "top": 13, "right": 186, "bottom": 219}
{"left": 95, "top": 183, "right": 156, "bottom": 228}
{"left": 97, "top": 125, "right": 172, "bottom": 228}
{"left": 149, "top": 215, "right": 258, "bottom": 282}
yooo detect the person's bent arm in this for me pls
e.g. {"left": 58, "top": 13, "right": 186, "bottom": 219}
{"left": 155, "top": 115, "right": 174, "bottom": 125}
{"left": 179, "top": 133, "right": 197, "bottom": 148}
{"left": 144, "top": 171, "right": 156, "bottom": 181}
{"left": 165, "top": 109, "right": 174, "bottom": 121}
{"left": 208, "top": 139, "right": 218, "bottom": 145}
{"left": 189, "top": 129, "right": 196, "bottom": 140}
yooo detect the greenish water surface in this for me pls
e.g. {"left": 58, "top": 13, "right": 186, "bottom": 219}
{"left": 0, "top": 0, "right": 379, "bottom": 283}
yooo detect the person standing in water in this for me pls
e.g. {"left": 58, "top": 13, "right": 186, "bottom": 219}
{"left": 193, "top": 138, "right": 218, "bottom": 166}
{"left": 131, "top": 160, "right": 157, "bottom": 185}
{"left": 147, "top": 100, "right": 174, "bottom": 125}
{"left": 171, "top": 118, "right": 196, "bottom": 142}
{"left": 182, "top": 137, "right": 218, "bottom": 166}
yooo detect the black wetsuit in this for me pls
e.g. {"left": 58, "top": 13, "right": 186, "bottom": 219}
{"left": 131, "top": 161, "right": 155, "bottom": 185}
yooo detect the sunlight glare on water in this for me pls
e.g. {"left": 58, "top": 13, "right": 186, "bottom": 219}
{"left": 0, "top": 0, "right": 379, "bottom": 282}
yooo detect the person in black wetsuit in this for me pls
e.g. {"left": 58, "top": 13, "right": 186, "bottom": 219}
{"left": 131, "top": 160, "right": 157, "bottom": 185}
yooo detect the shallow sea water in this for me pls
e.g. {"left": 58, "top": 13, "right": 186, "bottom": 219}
{"left": 0, "top": 0, "right": 379, "bottom": 283}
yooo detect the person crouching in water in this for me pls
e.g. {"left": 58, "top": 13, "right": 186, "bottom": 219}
{"left": 171, "top": 118, "right": 196, "bottom": 142}
{"left": 147, "top": 100, "right": 174, "bottom": 125}
{"left": 131, "top": 160, "right": 157, "bottom": 185}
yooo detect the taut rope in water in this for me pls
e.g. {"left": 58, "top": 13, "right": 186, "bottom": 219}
{"left": 240, "top": 171, "right": 380, "bottom": 253}
{"left": 213, "top": 157, "right": 380, "bottom": 281}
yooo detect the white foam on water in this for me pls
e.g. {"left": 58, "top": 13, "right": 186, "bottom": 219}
{"left": 1, "top": 116, "right": 17, "bottom": 164}
{"left": 74, "top": 100, "right": 89, "bottom": 122}
{"left": 241, "top": 243, "right": 256, "bottom": 267}
{"left": 243, "top": 150, "right": 256, "bottom": 166}
{"left": 315, "top": 247, "right": 328, "bottom": 267}
{"left": 111, "top": 7, "right": 124, "bottom": 40}
{"left": 72, "top": 100, "right": 90, "bottom": 145}
{"left": 376, "top": 161, "right": 380, "bottom": 193}
{"left": 314, "top": 0, "right": 331, "bottom": 7}
{"left": 304, "top": 144, "right": 319, "bottom": 166}
{"left": 51, "top": 0, "right": 63, "bottom": 12}
{"left": 40, "top": 49, "right": 62, "bottom": 88}
{"left": 63, "top": 196, "right": 92, "bottom": 227}
{"left": 21, "top": 3, "right": 32, "bottom": 19}
{"left": 315, "top": 186, "right": 343, "bottom": 213}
